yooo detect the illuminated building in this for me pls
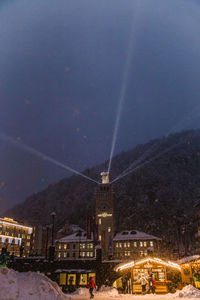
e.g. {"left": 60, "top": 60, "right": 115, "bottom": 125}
{"left": 0, "top": 217, "right": 33, "bottom": 257}
{"left": 113, "top": 230, "right": 161, "bottom": 260}
{"left": 95, "top": 172, "right": 116, "bottom": 260}
{"left": 55, "top": 229, "right": 95, "bottom": 259}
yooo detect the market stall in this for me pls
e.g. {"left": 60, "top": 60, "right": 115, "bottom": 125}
{"left": 178, "top": 255, "right": 200, "bottom": 289}
{"left": 114, "top": 257, "right": 181, "bottom": 294}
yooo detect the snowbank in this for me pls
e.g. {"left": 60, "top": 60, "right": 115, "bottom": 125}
{"left": 72, "top": 287, "right": 89, "bottom": 296}
{"left": 174, "top": 285, "right": 200, "bottom": 298}
{"left": 98, "top": 285, "right": 119, "bottom": 296}
{"left": 0, "top": 267, "right": 71, "bottom": 300}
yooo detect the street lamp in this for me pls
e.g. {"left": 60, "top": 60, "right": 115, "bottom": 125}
{"left": 51, "top": 212, "right": 56, "bottom": 246}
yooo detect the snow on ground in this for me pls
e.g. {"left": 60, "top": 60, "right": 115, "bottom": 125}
{"left": 0, "top": 267, "right": 71, "bottom": 300}
{"left": 71, "top": 285, "right": 200, "bottom": 300}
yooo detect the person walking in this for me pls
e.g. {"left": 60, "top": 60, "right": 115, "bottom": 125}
{"left": 88, "top": 277, "right": 96, "bottom": 298}
{"left": 140, "top": 275, "right": 147, "bottom": 294}
{"left": 152, "top": 275, "right": 156, "bottom": 294}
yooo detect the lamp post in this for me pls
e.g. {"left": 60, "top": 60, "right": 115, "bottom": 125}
{"left": 49, "top": 212, "right": 56, "bottom": 262}
{"left": 51, "top": 212, "right": 56, "bottom": 246}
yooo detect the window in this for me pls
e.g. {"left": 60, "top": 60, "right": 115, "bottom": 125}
{"left": 140, "top": 251, "right": 144, "bottom": 256}
{"left": 64, "top": 252, "right": 67, "bottom": 258}
{"left": 64, "top": 244, "right": 67, "bottom": 250}
{"left": 58, "top": 244, "right": 62, "bottom": 250}
{"left": 116, "top": 242, "right": 119, "bottom": 248}
{"left": 119, "top": 243, "right": 122, "bottom": 248}
{"left": 99, "top": 218, "right": 101, "bottom": 225}
{"left": 18, "top": 233, "right": 20, "bottom": 238}
{"left": 58, "top": 252, "right": 61, "bottom": 258}
{"left": 144, "top": 241, "right": 147, "bottom": 247}
{"left": 140, "top": 241, "right": 143, "bottom": 247}
{"left": 150, "top": 241, "right": 154, "bottom": 247}
{"left": 80, "top": 252, "right": 85, "bottom": 257}
{"left": 86, "top": 252, "right": 90, "bottom": 257}
{"left": 128, "top": 251, "right": 130, "bottom": 256}
{"left": 67, "top": 243, "right": 70, "bottom": 249}
{"left": 80, "top": 243, "right": 85, "bottom": 249}
{"left": 27, "top": 235, "right": 30, "bottom": 240}
{"left": 73, "top": 244, "right": 76, "bottom": 249}
{"left": 67, "top": 252, "right": 70, "bottom": 258}
{"left": 88, "top": 243, "right": 93, "bottom": 249}
{"left": 108, "top": 227, "right": 111, "bottom": 233}
{"left": 73, "top": 252, "right": 76, "bottom": 258}
{"left": 124, "top": 242, "right": 127, "bottom": 248}
{"left": 99, "top": 235, "right": 101, "bottom": 241}
{"left": 90, "top": 252, "right": 93, "bottom": 257}
{"left": 26, "top": 242, "right": 30, "bottom": 246}
{"left": 134, "top": 241, "right": 137, "bottom": 247}
{"left": 127, "top": 242, "right": 130, "bottom": 248}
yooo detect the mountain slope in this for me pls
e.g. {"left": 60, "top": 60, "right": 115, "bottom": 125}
{"left": 5, "top": 130, "right": 200, "bottom": 250}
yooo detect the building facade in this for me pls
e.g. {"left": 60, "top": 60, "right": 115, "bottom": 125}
{"left": 0, "top": 217, "right": 33, "bottom": 257}
{"left": 55, "top": 230, "right": 95, "bottom": 259}
{"left": 113, "top": 230, "right": 161, "bottom": 259}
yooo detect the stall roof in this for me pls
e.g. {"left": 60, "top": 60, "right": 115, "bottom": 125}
{"left": 177, "top": 255, "right": 200, "bottom": 264}
{"left": 113, "top": 230, "right": 161, "bottom": 241}
{"left": 115, "top": 257, "right": 181, "bottom": 272}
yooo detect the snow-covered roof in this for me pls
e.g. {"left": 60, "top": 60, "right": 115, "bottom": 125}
{"left": 177, "top": 255, "right": 200, "bottom": 264}
{"left": 55, "top": 269, "right": 94, "bottom": 273}
{"left": 58, "top": 224, "right": 84, "bottom": 233}
{"left": 56, "top": 231, "right": 94, "bottom": 243}
{"left": 113, "top": 230, "right": 161, "bottom": 241}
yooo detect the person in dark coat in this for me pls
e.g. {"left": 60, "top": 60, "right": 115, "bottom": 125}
{"left": 88, "top": 277, "right": 96, "bottom": 298}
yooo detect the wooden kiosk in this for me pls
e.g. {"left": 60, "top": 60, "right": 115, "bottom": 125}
{"left": 178, "top": 255, "right": 200, "bottom": 289}
{"left": 114, "top": 257, "right": 181, "bottom": 294}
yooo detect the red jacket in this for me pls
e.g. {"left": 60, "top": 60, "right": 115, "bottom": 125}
{"left": 152, "top": 278, "right": 156, "bottom": 287}
{"left": 88, "top": 277, "right": 96, "bottom": 289}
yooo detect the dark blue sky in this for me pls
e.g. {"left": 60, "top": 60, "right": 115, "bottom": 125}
{"left": 1, "top": 0, "right": 200, "bottom": 212}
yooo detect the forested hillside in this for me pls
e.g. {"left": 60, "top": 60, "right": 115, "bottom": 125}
{"left": 6, "top": 130, "right": 200, "bottom": 251}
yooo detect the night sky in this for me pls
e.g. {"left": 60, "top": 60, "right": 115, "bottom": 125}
{"left": 1, "top": 0, "right": 200, "bottom": 212}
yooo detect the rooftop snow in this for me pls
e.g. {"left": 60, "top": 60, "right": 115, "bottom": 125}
{"left": 113, "top": 230, "right": 161, "bottom": 241}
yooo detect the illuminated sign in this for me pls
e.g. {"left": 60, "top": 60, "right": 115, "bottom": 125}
{"left": 97, "top": 213, "right": 112, "bottom": 218}
{"left": 0, "top": 220, "right": 33, "bottom": 234}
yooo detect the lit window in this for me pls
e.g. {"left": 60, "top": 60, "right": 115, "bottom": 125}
{"left": 108, "top": 227, "right": 111, "bottom": 233}
{"left": 86, "top": 252, "right": 90, "bottom": 257}
{"left": 58, "top": 244, "right": 62, "bottom": 250}
{"left": 128, "top": 251, "right": 130, "bottom": 256}
{"left": 124, "top": 242, "right": 127, "bottom": 248}
{"left": 88, "top": 243, "right": 93, "bottom": 249}
{"left": 116, "top": 242, "right": 119, "bottom": 248}
{"left": 99, "top": 235, "right": 101, "bottom": 241}
{"left": 80, "top": 243, "right": 85, "bottom": 249}
{"left": 144, "top": 241, "right": 147, "bottom": 247}
{"left": 99, "top": 218, "right": 101, "bottom": 225}
{"left": 90, "top": 252, "right": 93, "bottom": 257}
{"left": 27, "top": 236, "right": 30, "bottom": 240}
{"left": 18, "top": 233, "right": 20, "bottom": 238}
{"left": 64, "top": 252, "right": 67, "bottom": 258}
{"left": 64, "top": 244, "right": 67, "bottom": 250}
{"left": 119, "top": 243, "right": 122, "bottom": 248}
{"left": 58, "top": 252, "right": 61, "bottom": 258}
{"left": 134, "top": 242, "right": 137, "bottom": 247}
{"left": 140, "top": 241, "right": 143, "bottom": 247}
{"left": 140, "top": 251, "right": 144, "bottom": 256}
{"left": 127, "top": 242, "right": 130, "bottom": 247}
{"left": 144, "top": 250, "right": 147, "bottom": 256}
{"left": 150, "top": 241, "right": 154, "bottom": 247}
{"left": 26, "top": 242, "right": 30, "bottom": 246}
{"left": 22, "top": 234, "right": 26, "bottom": 239}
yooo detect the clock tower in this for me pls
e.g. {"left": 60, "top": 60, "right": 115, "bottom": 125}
{"left": 95, "top": 172, "right": 116, "bottom": 259}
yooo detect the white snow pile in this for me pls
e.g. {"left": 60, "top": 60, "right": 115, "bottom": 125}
{"left": 72, "top": 287, "right": 90, "bottom": 296}
{"left": 98, "top": 285, "right": 119, "bottom": 296}
{"left": 0, "top": 267, "right": 72, "bottom": 300}
{"left": 174, "top": 285, "right": 200, "bottom": 298}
